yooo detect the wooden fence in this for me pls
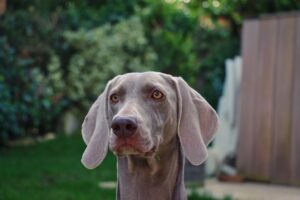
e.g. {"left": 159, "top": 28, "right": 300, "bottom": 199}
{"left": 237, "top": 12, "right": 300, "bottom": 186}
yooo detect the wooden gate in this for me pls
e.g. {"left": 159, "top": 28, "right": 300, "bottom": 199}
{"left": 237, "top": 12, "right": 300, "bottom": 186}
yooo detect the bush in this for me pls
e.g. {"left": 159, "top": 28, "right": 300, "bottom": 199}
{"left": 0, "top": 12, "right": 66, "bottom": 144}
{"left": 140, "top": 1, "right": 200, "bottom": 85}
{"left": 62, "top": 16, "right": 157, "bottom": 108}
{"left": 0, "top": 50, "right": 63, "bottom": 145}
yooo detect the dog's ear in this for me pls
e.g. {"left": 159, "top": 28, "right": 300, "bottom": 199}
{"left": 82, "top": 97, "right": 101, "bottom": 145}
{"left": 81, "top": 82, "right": 111, "bottom": 169}
{"left": 174, "top": 77, "right": 219, "bottom": 166}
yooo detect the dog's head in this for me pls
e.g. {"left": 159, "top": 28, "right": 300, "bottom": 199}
{"left": 81, "top": 72, "right": 219, "bottom": 169}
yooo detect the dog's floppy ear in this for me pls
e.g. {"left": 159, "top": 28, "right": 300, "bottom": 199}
{"left": 81, "top": 82, "right": 111, "bottom": 169}
{"left": 174, "top": 77, "right": 219, "bottom": 166}
{"left": 82, "top": 97, "right": 101, "bottom": 145}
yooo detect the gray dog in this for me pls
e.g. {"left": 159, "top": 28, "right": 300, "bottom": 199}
{"left": 81, "top": 72, "right": 219, "bottom": 200}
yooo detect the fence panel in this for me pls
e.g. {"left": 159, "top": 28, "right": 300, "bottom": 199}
{"left": 271, "top": 15, "right": 296, "bottom": 184}
{"left": 237, "top": 20, "right": 260, "bottom": 177}
{"left": 291, "top": 15, "right": 300, "bottom": 186}
{"left": 252, "top": 17, "right": 278, "bottom": 181}
{"left": 237, "top": 13, "right": 300, "bottom": 186}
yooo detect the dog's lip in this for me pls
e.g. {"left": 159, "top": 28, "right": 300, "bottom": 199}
{"left": 114, "top": 138, "right": 139, "bottom": 148}
{"left": 112, "top": 139, "right": 156, "bottom": 157}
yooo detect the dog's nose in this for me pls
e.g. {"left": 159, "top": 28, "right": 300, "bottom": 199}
{"left": 111, "top": 116, "right": 138, "bottom": 138}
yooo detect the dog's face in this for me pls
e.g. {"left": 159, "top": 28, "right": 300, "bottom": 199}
{"left": 81, "top": 72, "right": 219, "bottom": 169}
{"left": 107, "top": 72, "right": 177, "bottom": 157}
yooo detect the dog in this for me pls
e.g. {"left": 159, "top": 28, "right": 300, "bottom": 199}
{"left": 81, "top": 72, "right": 219, "bottom": 200}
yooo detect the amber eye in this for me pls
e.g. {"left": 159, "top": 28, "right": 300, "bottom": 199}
{"left": 110, "top": 94, "right": 119, "bottom": 103}
{"left": 151, "top": 90, "right": 164, "bottom": 100}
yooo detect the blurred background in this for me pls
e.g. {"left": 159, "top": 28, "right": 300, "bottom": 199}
{"left": 0, "top": 0, "right": 300, "bottom": 200}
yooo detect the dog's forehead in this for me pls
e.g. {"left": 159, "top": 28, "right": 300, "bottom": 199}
{"left": 111, "top": 72, "right": 171, "bottom": 90}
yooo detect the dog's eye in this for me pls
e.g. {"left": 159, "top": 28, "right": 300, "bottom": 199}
{"left": 110, "top": 94, "right": 119, "bottom": 103}
{"left": 151, "top": 90, "right": 164, "bottom": 100}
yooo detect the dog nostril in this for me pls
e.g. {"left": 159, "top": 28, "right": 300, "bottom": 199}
{"left": 112, "top": 124, "right": 120, "bottom": 132}
{"left": 126, "top": 124, "right": 136, "bottom": 131}
{"left": 126, "top": 124, "right": 132, "bottom": 130}
{"left": 111, "top": 117, "right": 137, "bottom": 138}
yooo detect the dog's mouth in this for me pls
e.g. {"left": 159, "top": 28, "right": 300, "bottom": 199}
{"left": 111, "top": 139, "right": 157, "bottom": 157}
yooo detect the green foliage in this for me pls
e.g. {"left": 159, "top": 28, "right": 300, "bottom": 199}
{"left": 140, "top": 1, "right": 200, "bottom": 85}
{"left": 7, "top": 0, "right": 144, "bottom": 29}
{"left": 0, "top": 48, "right": 65, "bottom": 145}
{"left": 198, "top": 0, "right": 300, "bottom": 25}
{"left": 1, "top": 0, "right": 299, "bottom": 143}
{"left": 63, "top": 16, "right": 157, "bottom": 108}
{"left": 0, "top": 12, "right": 66, "bottom": 144}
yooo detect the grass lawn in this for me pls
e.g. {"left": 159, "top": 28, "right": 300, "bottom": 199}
{"left": 0, "top": 134, "right": 116, "bottom": 200}
{"left": 0, "top": 134, "right": 229, "bottom": 200}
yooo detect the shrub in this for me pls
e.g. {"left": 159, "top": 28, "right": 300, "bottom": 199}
{"left": 62, "top": 16, "right": 157, "bottom": 108}
{"left": 0, "top": 12, "right": 66, "bottom": 144}
{"left": 139, "top": 1, "right": 200, "bottom": 85}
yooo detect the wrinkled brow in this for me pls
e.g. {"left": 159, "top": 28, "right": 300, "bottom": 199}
{"left": 140, "top": 83, "right": 166, "bottom": 94}
{"left": 110, "top": 81, "right": 167, "bottom": 96}
{"left": 109, "top": 85, "right": 126, "bottom": 96}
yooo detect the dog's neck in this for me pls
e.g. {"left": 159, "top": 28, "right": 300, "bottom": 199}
{"left": 116, "top": 137, "right": 187, "bottom": 200}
